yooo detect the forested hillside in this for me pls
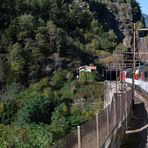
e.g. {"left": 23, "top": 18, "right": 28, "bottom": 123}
{"left": 0, "top": 0, "right": 119, "bottom": 87}
{"left": 0, "top": 0, "right": 143, "bottom": 87}
{"left": 0, "top": 0, "right": 143, "bottom": 147}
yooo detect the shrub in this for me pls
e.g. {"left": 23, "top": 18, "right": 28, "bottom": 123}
{"left": 16, "top": 93, "right": 55, "bottom": 125}
{"left": 0, "top": 124, "right": 53, "bottom": 147}
{"left": 79, "top": 71, "right": 96, "bottom": 81}
{"left": 50, "top": 104, "right": 69, "bottom": 140}
{"left": 70, "top": 105, "right": 86, "bottom": 129}
{"left": 0, "top": 100, "right": 18, "bottom": 124}
{"left": 51, "top": 71, "right": 65, "bottom": 89}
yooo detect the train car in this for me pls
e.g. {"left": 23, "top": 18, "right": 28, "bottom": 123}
{"left": 139, "top": 64, "right": 148, "bottom": 81}
{"left": 121, "top": 64, "right": 148, "bottom": 92}
{"left": 138, "top": 64, "right": 148, "bottom": 91}
{"left": 124, "top": 68, "right": 133, "bottom": 84}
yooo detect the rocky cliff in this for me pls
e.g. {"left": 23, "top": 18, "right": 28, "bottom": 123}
{"left": 138, "top": 36, "right": 148, "bottom": 63}
{"left": 104, "top": 1, "right": 148, "bottom": 64}
{"left": 97, "top": 1, "right": 135, "bottom": 69}
{"left": 137, "top": 14, "right": 148, "bottom": 64}
{"left": 106, "top": 2, "right": 133, "bottom": 48}
{"left": 96, "top": 1, "right": 134, "bottom": 49}
{"left": 143, "top": 13, "right": 148, "bottom": 27}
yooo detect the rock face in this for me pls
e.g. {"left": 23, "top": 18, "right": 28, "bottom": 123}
{"left": 143, "top": 13, "right": 148, "bottom": 27}
{"left": 138, "top": 14, "right": 148, "bottom": 63}
{"left": 137, "top": 37, "right": 148, "bottom": 63}
{"left": 105, "top": 2, "right": 148, "bottom": 63}
{"left": 106, "top": 2, "right": 133, "bottom": 48}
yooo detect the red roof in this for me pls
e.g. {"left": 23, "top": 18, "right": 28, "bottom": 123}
{"left": 87, "top": 66, "right": 97, "bottom": 70}
{"left": 78, "top": 66, "right": 96, "bottom": 70}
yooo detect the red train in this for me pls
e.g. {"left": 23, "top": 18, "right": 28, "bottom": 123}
{"left": 120, "top": 63, "right": 148, "bottom": 82}
{"left": 120, "top": 64, "right": 148, "bottom": 92}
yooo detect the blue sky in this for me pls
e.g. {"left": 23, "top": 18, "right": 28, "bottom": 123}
{"left": 137, "top": 0, "right": 148, "bottom": 15}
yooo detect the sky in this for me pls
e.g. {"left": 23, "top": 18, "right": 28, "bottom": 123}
{"left": 136, "top": 0, "right": 148, "bottom": 15}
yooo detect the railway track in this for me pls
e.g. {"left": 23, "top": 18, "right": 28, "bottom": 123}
{"left": 125, "top": 84, "right": 148, "bottom": 135}
{"left": 126, "top": 83, "right": 148, "bottom": 100}
{"left": 135, "top": 86, "right": 148, "bottom": 100}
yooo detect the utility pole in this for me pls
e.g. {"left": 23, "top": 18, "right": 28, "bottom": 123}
{"left": 132, "top": 24, "right": 148, "bottom": 110}
{"left": 132, "top": 23, "right": 136, "bottom": 110}
{"left": 121, "top": 48, "right": 124, "bottom": 92}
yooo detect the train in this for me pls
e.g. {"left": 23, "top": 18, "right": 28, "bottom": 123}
{"left": 120, "top": 63, "right": 148, "bottom": 92}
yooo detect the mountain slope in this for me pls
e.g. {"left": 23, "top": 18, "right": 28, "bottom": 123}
{"left": 143, "top": 13, "right": 148, "bottom": 27}
{"left": 0, "top": 1, "right": 145, "bottom": 146}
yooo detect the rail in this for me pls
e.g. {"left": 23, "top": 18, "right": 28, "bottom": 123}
{"left": 127, "top": 83, "right": 148, "bottom": 100}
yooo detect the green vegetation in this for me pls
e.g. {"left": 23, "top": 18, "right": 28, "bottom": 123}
{"left": 0, "top": 78, "right": 104, "bottom": 146}
{"left": 79, "top": 71, "right": 97, "bottom": 81}
{"left": 0, "top": 0, "right": 121, "bottom": 87}
{"left": 0, "top": 0, "right": 143, "bottom": 147}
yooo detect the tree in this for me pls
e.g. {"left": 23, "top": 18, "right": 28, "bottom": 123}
{"left": 0, "top": 57, "right": 5, "bottom": 86}
{"left": 0, "top": 0, "right": 16, "bottom": 28}
{"left": 16, "top": 92, "right": 55, "bottom": 124}
{"left": 8, "top": 43, "right": 27, "bottom": 83}
{"left": 49, "top": 0, "right": 69, "bottom": 27}
{"left": 50, "top": 71, "right": 65, "bottom": 89}
{"left": 68, "top": 0, "right": 93, "bottom": 29}
{"left": 0, "top": 99, "right": 18, "bottom": 124}
{"left": 70, "top": 105, "right": 86, "bottom": 129}
{"left": 131, "top": 1, "right": 142, "bottom": 22}
{"left": 99, "top": 31, "right": 117, "bottom": 52}
{"left": 50, "top": 104, "right": 69, "bottom": 140}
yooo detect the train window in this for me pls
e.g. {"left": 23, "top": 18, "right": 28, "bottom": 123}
{"left": 140, "top": 72, "right": 144, "bottom": 80}
{"left": 144, "top": 72, "right": 148, "bottom": 81}
{"left": 144, "top": 72, "right": 148, "bottom": 78}
{"left": 126, "top": 71, "right": 132, "bottom": 78}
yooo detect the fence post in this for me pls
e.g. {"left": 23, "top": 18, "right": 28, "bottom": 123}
{"left": 77, "top": 126, "right": 81, "bottom": 148}
{"left": 96, "top": 113, "right": 100, "bottom": 148}
{"left": 113, "top": 96, "right": 117, "bottom": 127}
{"left": 120, "top": 95, "right": 122, "bottom": 120}
{"left": 125, "top": 92, "right": 128, "bottom": 131}
{"left": 107, "top": 106, "right": 110, "bottom": 135}
{"left": 121, "top": 94, "right": 123, "bottom": 119}
{"left": 114, "top": 95, "right": 118, "bottom": 147}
